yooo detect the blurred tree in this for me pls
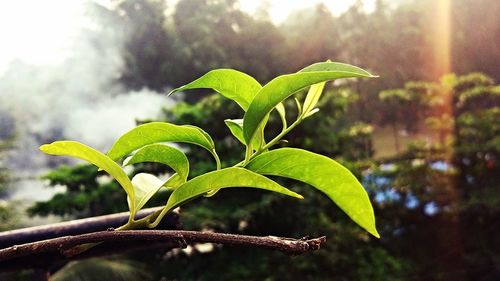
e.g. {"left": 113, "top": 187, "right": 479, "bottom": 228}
{"left": 29, "top": 165, "right": 128, "bottom": 218}
{"left": 378, "top": 81, "right": 438, "bottom": 151}
{"left": 117, "top": 0, "right": 182, "bottom": 90}
{"left": 173, "top": 0, "right": 287, "bottom": 84}
{"left": 0, "top": 139, "right": 18, "bottom": 232}
{"left": 372, "top": 72, "right": 500, "bottom": 280}
{"left": 280, "top": 4, "right": 340, "bottom": 72}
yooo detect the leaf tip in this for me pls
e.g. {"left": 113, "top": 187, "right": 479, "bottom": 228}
{"left": 39, "top": 144, "right": 51, "bottom": 153}
{"left": 294, "top": 193, "right": 305, "bottom": 200}
{"left": 371, "top": 229, "right": 381, "bottom": 239}
{"left": 167, "top": 88, "right": 181, "bottom": 96}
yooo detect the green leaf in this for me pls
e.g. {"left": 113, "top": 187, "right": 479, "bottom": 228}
{"left": 224, "top": 119, "right": 246, "bottom": 144}
{"left": 107, "top": 122, "right": 215, "bottom": 162}
{"left": 131, "top": 173, "right": 165, "bottom": 212}
{"left": 246, "top": 148, "right": 379, "bottom": 238}
{"left": 275, "top": 102, "right": 287, "bottom": 129}
{"left": 302, "top": 82, "right": 326, "bottom": 116}
{"left": 164, "top": 167, "right": 303, "bottom": 211}
{"left": 163, "top": 173, "right": 185, "bottom": 188}
{"left": 294, "top": 97, "right": 303, "bottom": 115}
{"left": 169, "top": 69, "right": 262, "bottom": 110}
{"left": 123, "top": 144, "right": 189, "bottom": 184}
{"left": 224, "top": 118, "right": 266, "bottom": 151}
{"left": 40, "top": 141, "right": 136, "bottom": 213}
{"left": 299, "top": 61, "right": 374, "bottom": 75}
{"left": 243, "top": 63, "right": 375, "bottom": 143}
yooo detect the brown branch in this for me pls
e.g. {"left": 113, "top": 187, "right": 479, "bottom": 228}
{"left": 0, "top": 229, "right": 326, "bottom": 264}
{"left": 0, "top": 210, "right": 325, "bottom": 272}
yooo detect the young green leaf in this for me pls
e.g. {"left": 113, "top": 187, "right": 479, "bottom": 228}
{"left": 294, "top": 97, "right": 303, "bottom": 115}
{"left": 302, "top": 82, "right": 326, "bottom": 116}
{"left": 275, "top": 102, "right": 287, "bottom": 129}
{"left": 224, "top": 119, "right": 246, "bottom": 144}
{"left": 40, "top": 141, "right": 136, "bottom": 213}
{"left": 107, "top": 122, "right": 215, "bottom": 162}
{"left": 169, "top": 69, "right": 262, "bottom": 110}
{"left": 243, "top": 66, "right": 375, "bottom": 144}
{"left": 131, "top": 173, "right": 165, "bottom": 212}
{"left": 123, "top": 144, "right": 189, "bottom": 184}
{"left": 164, "top": 167, "right": 303, "bottom": 212}
{"left": 246, "top": 148, "right": 379, "bottom": 238}
{"left": 224, "top": 118, "right": 266, "bottom": 151}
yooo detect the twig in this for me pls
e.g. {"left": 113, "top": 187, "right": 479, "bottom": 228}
{"left": 0, "top": 230, "right": 326, "bottom": 263}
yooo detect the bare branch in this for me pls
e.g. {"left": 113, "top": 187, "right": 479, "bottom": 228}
{"left": 0, "top": 229, "right": 326, "bottom": 264}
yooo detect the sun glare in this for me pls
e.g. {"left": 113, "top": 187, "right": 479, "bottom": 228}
{"left": 0, "top": 0, "right": 83, "bottom": 74}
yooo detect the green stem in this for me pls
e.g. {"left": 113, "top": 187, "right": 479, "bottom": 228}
{"left": 211, "top": 149, "right": 222, "bottom": 170}
{"left": 259, "top": 117, "right": 302, "bottom": 152}
{"left": 242, "top": 145, "right": 252, "bottom": 166}
{"left": 241, "top": 117, "right": 303, "bottom": 166}
{"left": 147, "top": 205, "right": 171, "bottom": 228}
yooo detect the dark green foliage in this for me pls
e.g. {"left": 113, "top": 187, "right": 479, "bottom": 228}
{"left": 29, "top": 165, "right": 128, "bottom": 218}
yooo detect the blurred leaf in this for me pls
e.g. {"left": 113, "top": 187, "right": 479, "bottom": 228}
{"left": 246, "top": 148, "right": 379, "bottom": 238}
{"left": 169, "top": 69, "right": 262, "bottom": 110}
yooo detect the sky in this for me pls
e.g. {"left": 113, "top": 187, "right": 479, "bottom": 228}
{"left": 0, "top": 0, "right": 83, "bottom": 74}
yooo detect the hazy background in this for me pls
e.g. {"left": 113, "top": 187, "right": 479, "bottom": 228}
{"left": 0, "top": 0, "right": 498, "bottom": 280}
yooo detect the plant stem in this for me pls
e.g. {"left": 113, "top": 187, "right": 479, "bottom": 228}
{"left": 241, "top": 117, "right": 303, "bottom": 165}
{"left": 242, "top": 144, "right": 253, "bottom": 165}
{"left": 147, "top": 205, "right": 170, "bottom": 228}
{"left": 211, "top": 149, "right": 222, "bottom": 170}
{"left": 260, "top": 117, "right": 302, "bottom": 152}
